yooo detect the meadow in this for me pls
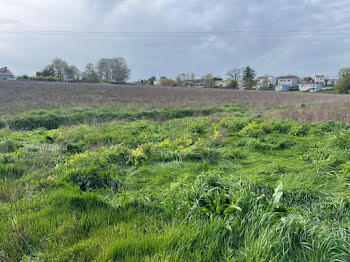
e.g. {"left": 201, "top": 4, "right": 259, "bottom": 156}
{"left": 1, "top": 80, "right": 350, "bottom": 261}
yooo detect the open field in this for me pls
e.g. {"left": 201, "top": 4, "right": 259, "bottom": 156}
{"left": 2, "top": 80, "right": 350, "bottom": 124}
{"left": 2, "top": 81, "right": 350, "bottom": 261}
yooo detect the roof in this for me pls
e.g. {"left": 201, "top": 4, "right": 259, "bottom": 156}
{"left": 215, "top": 80, "right": 232, "bottom": 83}
{"left": 258, "top": 76, "right": 272, "bottom": 79}
{"left": 315, "top": 75, "right": 325, "bottom": 77}
{"left": 0, "top": 68, "right": 14, "bottom": 77}
{"left": 278, "top": 75, "right": 297, "bottom": 79}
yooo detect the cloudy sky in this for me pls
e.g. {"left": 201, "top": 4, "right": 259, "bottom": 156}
{"left": 1, "top": 0, "right": 350, "bottom": 80}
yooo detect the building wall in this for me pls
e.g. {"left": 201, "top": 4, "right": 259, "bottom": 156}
{"left": 324, "top": 79, "right": 337, "bottom": 86}
{"left": 277, "top": 77, "right": 298, "bottom": 87}
{"left": 298, "top": 83, "right": 322, "bottom": 92}
{"left": 215, "top": 81, "right": 231, "bottom": 88}
{"left": 275, "top": 84, "right": 290, "bottom": 92}
{"left": 257, "top": 76, "right": 277, "bottom": 87}
{"left": 0, "top": 75, "right": 14, "bottom": 80}
{"left": 315, "top": 76, "right": 325, "bottom": 84}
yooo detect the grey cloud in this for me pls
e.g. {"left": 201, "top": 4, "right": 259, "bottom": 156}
{"left": 1, "top": 0, "right": 350, "bottom": 79}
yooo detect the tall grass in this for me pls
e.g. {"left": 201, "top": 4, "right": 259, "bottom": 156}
{"left": 1, "top": 105, "right": 350, "bottom": 261}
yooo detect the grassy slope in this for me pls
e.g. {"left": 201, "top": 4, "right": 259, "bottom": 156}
{"left": 1, "top": 105, "right": 350, "bottom": 261}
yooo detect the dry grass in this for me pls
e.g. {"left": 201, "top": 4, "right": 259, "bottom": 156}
{"left": 1, "top": 80, "right": 350, "bottom": 123}
{"left": 264, "top": 103, "right": 350, "bottom": 123}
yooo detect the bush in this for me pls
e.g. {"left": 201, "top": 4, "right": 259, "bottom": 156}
{"left": 334, "top": 75, "right": 350, "bottom": 94}
{"left": 17, "top": 75, "right": 58, "bottom": 82}
{"left": 227, "top": 80, "right": 239, "bottom": 89}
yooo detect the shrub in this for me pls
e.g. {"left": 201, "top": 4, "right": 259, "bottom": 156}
{"left": 334, "top": 75, "right": 350, "bottom": 94}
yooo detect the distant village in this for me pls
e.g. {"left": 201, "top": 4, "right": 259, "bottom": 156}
{"left": 130, "top": 74, "right": 337, "bottom": 93}
{"left": 0, "top": 65, "right": 338, "bottom": 93}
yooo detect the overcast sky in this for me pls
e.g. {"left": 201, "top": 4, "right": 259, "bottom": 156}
{"left": 1, "top": 0, "right": 350, "bottom": 80}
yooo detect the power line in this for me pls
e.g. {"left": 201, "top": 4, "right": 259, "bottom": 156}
{"left": 1, "top": 29, "right": 350, "bottom": 38}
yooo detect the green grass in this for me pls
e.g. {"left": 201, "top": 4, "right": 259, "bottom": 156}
{"left": 1, "top": 104, "right": 350, "bottom": 261}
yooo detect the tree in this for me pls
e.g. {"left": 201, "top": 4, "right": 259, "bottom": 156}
{"left": 202, "top": 74, "right": 214, "bottom": 88}
{"left": 36, "top": 65, "right": 55, "bottom": 77}
{"left": 334, "top": 75, "right": 350, "bottom": 94}
{"left": 159, "top": 78, "right": 176, "bottom": 86}
{"left": 244, "top": 79, "right": 256, "bottom": 90}
{"left": 147, "top": 76, "right": 156, "bottom": 86}
{"left": 227, "top": 80, "right": 239, "bottom": 89}
{"left": 82, "top": 63, "right": 99, "bottom": 82}
{"left": 338, "top": 67, "right": 350, "bottom": 78}
{"left": 303, "top": 76, "right": 313, "bottom": 82}
{"left": 259, "top": 79, "right": 273, "bottom": 90}
{"left": 226, "top": 68, "right": 243, "bottom": 80}
{"left": 51, "top": 58, "right": 69, "bottom": 81}
{"left": 69, "top": 65, "right": 80, "bottom": 80}
{"left": 96, "top": 57, "right": 130, "bottom": 83}
{"left": 176, "top": 73, "right": 195, "bottom": 86}
{"left": 243, "top": 66, "right": 256, "bottom": 81}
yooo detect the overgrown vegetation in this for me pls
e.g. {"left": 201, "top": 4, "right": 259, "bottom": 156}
{"left": 1, "top": 103, "right": 350, "bottom": 261}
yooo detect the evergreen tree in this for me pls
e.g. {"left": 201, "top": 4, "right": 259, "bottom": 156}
{"left": 243, "top": 66, "right": 256, "bottom": 80}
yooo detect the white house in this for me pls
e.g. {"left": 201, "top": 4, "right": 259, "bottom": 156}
{"left": 256, "top": 76, "right": 277, "bottom": 89}
{"left": 324, "top": 78, "right": 337, "bottom": 86}
{"left": 0, "top": 67, "right": 15, "bottom": 80}
{"left": 277, "top": 75, "right": 298, "bottom": 88}
{"left": 315, "top": 75, "right": 325, "bottom": 84}
{"left": 298, "top": 82, "right": 322, "bottom": 92}
{"left": 215, "top": 80, "right": 232, "bottom": 88}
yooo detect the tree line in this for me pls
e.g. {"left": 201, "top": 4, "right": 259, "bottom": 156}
{"left": 18, "top": 57, "right": 131, "bottom": 84}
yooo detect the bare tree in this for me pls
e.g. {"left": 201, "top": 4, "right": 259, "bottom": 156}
{"left": 201, "top": 73, "right": 214, "bottom": 88}
{"left": 226, "top": 68, "right": 243, "bottom": 80}
{"left": 96, "top": 57, "right": 130, "bottom": 83}
{"left": 176, "top": 73, "right": 195, "bottom": 86}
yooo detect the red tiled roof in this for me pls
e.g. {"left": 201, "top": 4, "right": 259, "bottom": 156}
{"left": 0, "top": 69, "right": 14, "bottom": 76}
{"left": 278, "top": 75, "right": 297, "bottom": 79}
{"left": 258, "top": 76, "right": 272, "bottom": 79}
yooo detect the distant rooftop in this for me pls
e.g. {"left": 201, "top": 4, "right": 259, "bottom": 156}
{"left": 0, "top": 67, "right": 14, "bottom": 76}
{"left": 278, "top": 75, "right": 297, "bottom": 79}
{"left": 258, "top": 76, "right": 273, "bottom": 79}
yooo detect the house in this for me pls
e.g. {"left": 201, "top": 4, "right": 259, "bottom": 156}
{"left": 256, "top": 75, "right": 277, "bottom": 89}
{"left": 215, "top": 80, "right": 232, "bottom": 88}
{"left": 315, "top": 75, "right": 325, "bottom": 84}
{"left": 324, "top": 78, "right": 337, "bottom": 86}
{"left": 298, "top": 82, "right": 322, "bottom": 92}
{"left": 277, "top": 75, "right": 298, "bottom": 88}
{"left": 0, "top": 67, "right": 15, "bottom": 80}
{"left": 193, "top": 79, "right": 205, "bottom": 87}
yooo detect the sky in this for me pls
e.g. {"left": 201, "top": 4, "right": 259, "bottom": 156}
{"left": 1, "top": 0, "right": 350, "bottom": 80}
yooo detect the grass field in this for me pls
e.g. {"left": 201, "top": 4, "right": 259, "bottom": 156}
{"left": 1, "top": 81, "right": 350, "bottom": 261}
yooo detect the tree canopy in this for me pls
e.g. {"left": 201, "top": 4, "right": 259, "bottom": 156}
{"left": 96, "top": 57, "right": 130, "bottom": 83}
{"left": 243, "top": 66, "right": 256, "bottom": 80}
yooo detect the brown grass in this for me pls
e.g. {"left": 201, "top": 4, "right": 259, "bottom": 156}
{"left": 1, "top": 80, "right": 350, "bottom": 123}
